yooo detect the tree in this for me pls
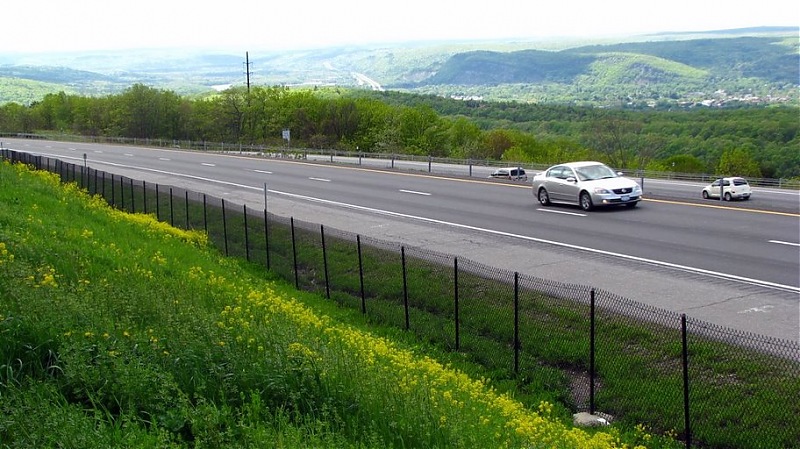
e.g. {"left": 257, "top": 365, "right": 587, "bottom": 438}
{"left": 216, "top": 87, "right": 248, "bottom": 143}
{"left": 447, "top": 117, "right": 482, "bottom": 159}
{"left": 0, "top": 102, "right": 33, "bottom": 133}
{"left": 582, "top": 113, "right": 642, "bottom": 169}
{"left": 480, "top": 129, "right": 515, "bottom": 160}
{"left": 323, "top": 98, "right": 361, "bottom": 144}
{"left": 115, "top": 84, "right": 162, "bottom": 138}
{"left": 33, "top": 92, "right": 74, "bottom": 131}
{"left": 397, "top": 105, "right": 447, "bottom": 155}
{"left": 716, "top": 148, "right": 762, "bottom": 178}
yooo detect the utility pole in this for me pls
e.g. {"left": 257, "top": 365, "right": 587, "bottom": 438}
{"left": 244, "top": 52, "right": 253, "bottom": 144}
{"left": 244, "top": 51, "right": 251, "bottom": 95}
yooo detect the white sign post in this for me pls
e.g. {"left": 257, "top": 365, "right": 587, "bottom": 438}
{"left": 282, "top": 129, "right": 291, "bottom": 148}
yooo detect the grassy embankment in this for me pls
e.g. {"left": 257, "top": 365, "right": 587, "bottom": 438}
{"left": 0, "top": 159, "right": 679, "bottom": 447}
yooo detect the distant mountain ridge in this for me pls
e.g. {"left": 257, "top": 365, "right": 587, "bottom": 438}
{"left": 417, "top": 35, "right": 798, "bottom": 89}
{"left": 0, "top": 26, "right": 797, "bottom": 107}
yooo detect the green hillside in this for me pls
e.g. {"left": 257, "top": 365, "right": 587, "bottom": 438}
{"left": 0, "top": 77, "right": 78, "bottom": 105}
{"left": 568, "top": 36, "right": 800, "bottom": 84}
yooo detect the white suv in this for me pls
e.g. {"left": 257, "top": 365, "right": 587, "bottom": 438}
{"left": 702, "top": 177, "right": 752, "bottom": 201}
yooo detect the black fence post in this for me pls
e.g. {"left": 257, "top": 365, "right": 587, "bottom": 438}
{"left": 682, "top": 314, "right": 692, "bottom": 449}
{"left": 243, "top": 204, "right": 250, "bottom": 262}
{"left": 203, "top": 194, "right": 208, "bottom": 233}
{"left": 130, "top": 179, "right": 134, "bottom": 213}
{"left": 291, "top": 217, "right": 299, "bottom": 289}
{"left": 357, "top": 235, "right": 366, "bottom": 314}
{"left": 169, "top": 188, "right": 174, "bottom": 227}
{"left": 184, "top": 191, "right": 189, "bottom": 228}
{"left": 590, "top": 288, "right": 596, "bottom": 415}
{"left": 402, "top": 246, "right": 410, "bottom": 331}
{"left": 454, "top": 257, "right": 460, "bottom": 351}
{"left": 155, "top": 184, "right": 160, "bottom": 220}
{"left": 143, "top": 180, "right": 147, "bottom": 214}
{"left": 264, "top": 208, "right": 270, "bottom": 270}
{"left": 94, "top": 169, "right": 98, "bottom": 196}
{"left": 514, "top": 272, "right": 520, "bottom": 375}
{"left": 222, "top": 198, "right": 229, "bottom": 256}
{"left": 321, "top": 225, "right": 330, "bottom": 299}
{"left": 110, "top": 173, "right": 115, "bottom": 208}
{"left": 119, "top": 177, "right": 125, "bottom": 211}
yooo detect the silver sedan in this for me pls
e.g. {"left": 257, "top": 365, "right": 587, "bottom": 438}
{"left": 532, "top": 161, "right": 642, "bottom": 211}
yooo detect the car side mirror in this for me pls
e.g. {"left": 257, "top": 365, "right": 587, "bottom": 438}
{"left": 566, "top": 176, "right": 577, "bottom": 183}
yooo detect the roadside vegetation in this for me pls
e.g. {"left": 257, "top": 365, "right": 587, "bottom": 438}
{"left": 0, "top": 159, "right": 686, "bottom": 447}
{"left": 0, "top": 82, "right": 798, "bottom": 180}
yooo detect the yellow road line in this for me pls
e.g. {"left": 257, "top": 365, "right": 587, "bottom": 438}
{"left": 645, "top": 198, "right": 799, "bottom": 217}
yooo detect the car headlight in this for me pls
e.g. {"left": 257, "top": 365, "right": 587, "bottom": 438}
{"left": 592, "top": 187, "right": 611, "bottom": 194}
{"left": 633, "top": 185, "right": 642, "bottom": 193}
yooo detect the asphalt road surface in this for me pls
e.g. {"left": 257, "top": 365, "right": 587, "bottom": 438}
{"left": 4, "top": 138, "right": 799, "bottom": 344}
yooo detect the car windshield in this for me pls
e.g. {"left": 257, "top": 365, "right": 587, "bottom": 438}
{"left": 574, "top": 164, "right": 617, "bottom": 181}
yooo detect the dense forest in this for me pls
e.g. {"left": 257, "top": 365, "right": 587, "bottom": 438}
{"left": 1, "top": 84, "right": 798, "bottom": 179}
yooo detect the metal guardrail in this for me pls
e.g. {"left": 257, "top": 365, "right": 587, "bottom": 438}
{"left": 2, "top": 132, "right": 798, "bottom": 189}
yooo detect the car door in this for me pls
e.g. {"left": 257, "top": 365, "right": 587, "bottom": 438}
{"left": 708, "top": 179, "right": 722, "bottom": 198}
{"left": 559, "top": 166, "right": 582, "bottom": 203}
{"left": 547, "top": 166, "right": 572, "bottom": 202}
{"left": 718, "top": 179, "right": 730, "bottom": 197}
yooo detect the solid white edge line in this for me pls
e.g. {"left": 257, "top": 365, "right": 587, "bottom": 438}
{"left": 537, "top": 208, "right": 586, "bottom": 217}
{"left": 399, "top": 189, "right": 431, "bottom": 196}
{"left": 769, "top": 240, "right": 800, "bottom": 247}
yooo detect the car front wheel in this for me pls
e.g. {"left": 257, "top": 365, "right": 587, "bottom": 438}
{"left": 538, "top": 188, "right": 551, "bottom": 206}
{"left": 702, "top": 190, "right": 710, "bottom": 199}
{"left": 580, "top": 192, "right": 593, "bottom": 211}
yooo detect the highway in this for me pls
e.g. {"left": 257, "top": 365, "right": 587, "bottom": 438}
{"left": 3, "top": 138, "right": 799, "bottom": 343}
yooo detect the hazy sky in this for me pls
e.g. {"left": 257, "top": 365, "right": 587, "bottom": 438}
{"left": 4, "top": 0, "right": 798, "bottom": 53}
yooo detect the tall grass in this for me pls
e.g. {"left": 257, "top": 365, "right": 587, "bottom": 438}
{"left": 0, "top": 160, "right": 680, "bottom": 448}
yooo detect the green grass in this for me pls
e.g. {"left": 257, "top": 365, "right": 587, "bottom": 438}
{"left": 0, "top": 159, "right": 688, "bottom": 448}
